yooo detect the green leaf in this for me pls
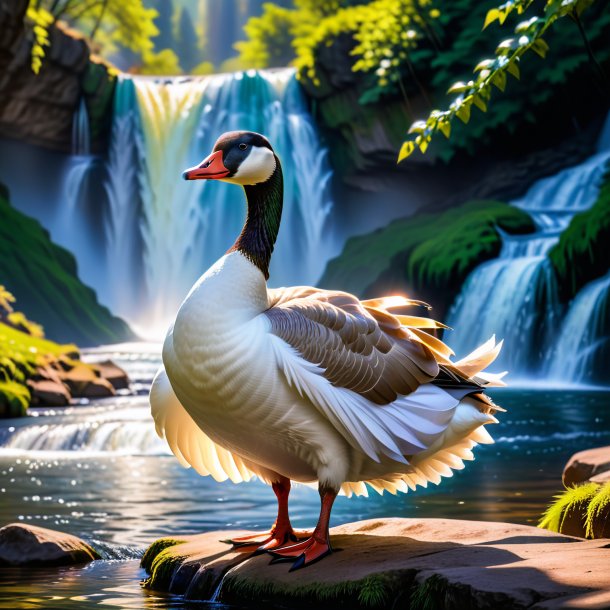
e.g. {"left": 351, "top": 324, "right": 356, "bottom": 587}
{"left": 456, "top": 103, "right": 471, "bottom": 124}
{"left": 506, "top": 59, "right": 520, "bottom": 79}
{"left": 447, "top": 81, "right": 469, "bottom": 94}
{"left": 473, "top": 94, "right": 488, "bottom": 112}
{"left": 532, "top": 38, "right": 550, "bottom": 58}
{"left": 408, "top": 120, "right": 427, "bottom": 134}
{"left": 492, "top": 70, "right": 507, "bottom": 91}
{"left": 439, "top": 120, "right": 451, "bottom": 139}
{"left": 474, "top": 59, "right": 495, "bottom": 72}
{"left": 483, "top": 8, "right": 501, "bottom": 29}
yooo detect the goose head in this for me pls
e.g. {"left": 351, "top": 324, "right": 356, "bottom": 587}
{"left": 182, "top": 131, "right": 277, "bottom": 186}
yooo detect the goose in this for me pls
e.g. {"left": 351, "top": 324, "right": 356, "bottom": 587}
{"left": 150, "top": 130, "right": 506, "bottom": 571}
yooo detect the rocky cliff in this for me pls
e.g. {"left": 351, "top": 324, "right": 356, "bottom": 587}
{"left": 0, "top": 0, "right": 116, "bottom": 153}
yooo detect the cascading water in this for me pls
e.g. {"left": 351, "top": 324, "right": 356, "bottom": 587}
{"left": 545, "top": 274, "right": 610, "bottom": 384}
{"left": 103, "top": 69, "right": 337, "bottom": 336}
{"left": 445, "top": 116, "right": 610, "bottom": 380}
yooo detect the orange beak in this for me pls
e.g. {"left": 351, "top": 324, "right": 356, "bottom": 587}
{"left": 182, "top": 150, "right": 230, "bottom": 180}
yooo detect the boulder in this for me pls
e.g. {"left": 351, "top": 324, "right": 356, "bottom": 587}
{"left": 141, "top": 518, "right": 610, "bottom": 609}
{"left": 0, "top": 523, "right": 99, "bottom": 566}
{"left": 27, "top": 379, "right": 70, "bottom": 407}
{"left": 93, "top": 359, "right": 129, "bottom": 390}
{"left": 60, "top": 363, "right": 115, "bottom": 398}
{"left": 563, "top": 446, "right": 610, "bottom": 486}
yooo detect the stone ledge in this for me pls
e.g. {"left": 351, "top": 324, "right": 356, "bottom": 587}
{"left": 141, "top": 518, "right": 610, "bottom": 609}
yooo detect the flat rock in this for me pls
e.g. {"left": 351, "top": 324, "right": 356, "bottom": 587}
{"left": 141, "top": 518, "right": 610, "bottom": 609}
{"left": 0, "top": 523, "right": 100, "bottom": 566}
{"left": 61, "top": 364, "right": 115, "bottom": 398}
{"left": 564, "top": 446, "right": 610, "bottom": 486}
{"left": 27, "top": 379, "right": 70, "bottom": 407}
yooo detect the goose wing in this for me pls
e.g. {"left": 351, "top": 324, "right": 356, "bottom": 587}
{"left": 264, "top": 288, "right": 470, "bottom": 463}
{"left": 150, "top": 367, "right": 256, "bottom": 483}
{"left": 265, "top": 288, "right": 447, "bottom": 404}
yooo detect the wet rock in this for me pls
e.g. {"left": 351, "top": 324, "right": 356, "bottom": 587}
{"left": 93, "top": 359, "right": 129, "bottom": 390}
{"left": 0, "top": 523, "right": 100, "bottom": 566}
{"left": 563, "top": 446, "right": 610, "bottom": 486}
{"left": 141, "top": 518, "right": 610, "bottom": 609}
{"left": 27, "top": 379, "right": 70, "bottom": 407}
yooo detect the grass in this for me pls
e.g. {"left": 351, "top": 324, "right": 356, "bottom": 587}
{"left": 539, "top": 482, "right": 610, "bottom": 538}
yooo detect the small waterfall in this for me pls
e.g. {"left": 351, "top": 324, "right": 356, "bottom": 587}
{"left": 545, "top": 274, "right": 610, "bottom": 384}
{"left": 445, "top": 117, "right": 610, "bottom": 378}
{"left": 72, "top": 97, "right": 91, "bottom": 156}
{"left": 102, "top": 69, "right": 337, "bottom": 335}
{"left": 0, "top": 408, "right": 168, "bottom": 455}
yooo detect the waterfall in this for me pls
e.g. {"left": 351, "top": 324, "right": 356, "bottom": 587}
{"left": 545, "top": 274, "right": 610, "bottom": 384}
{"left": 445, "top": 117, "right": 610, "bottom": 380}
{"left": 102, "top": 69, "right": 337, "bottom": 336}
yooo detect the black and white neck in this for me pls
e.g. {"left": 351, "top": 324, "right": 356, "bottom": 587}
{"left": 229, "top": 159, "right": 283, "bottom": 280}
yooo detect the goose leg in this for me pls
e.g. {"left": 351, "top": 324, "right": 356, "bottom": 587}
{"left": 268, "top": 485, "right": 336, "bottom": 571}
{"left": 221, "top": 477, "right": 304, "bottom": 552}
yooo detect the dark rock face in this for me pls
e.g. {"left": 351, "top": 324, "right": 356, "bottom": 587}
{"left": 142, "top": 518, "right": 610, "bottom": 609}
{"left": 0, "top": 523, "right": 99, "bottom": 566}
{"left": 0, "top": 0, "right": 116, "bottom": 153}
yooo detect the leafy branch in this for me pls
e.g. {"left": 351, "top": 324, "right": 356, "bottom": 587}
{"left": 398, "top": 0, "right": 599, "bottom": 162}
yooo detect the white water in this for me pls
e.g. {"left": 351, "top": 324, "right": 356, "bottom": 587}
{"left": 100, "top": 69, "right": 337, "bottom": 336}
{"left": 446, "top": 116, "right": 610, "bottom": 381}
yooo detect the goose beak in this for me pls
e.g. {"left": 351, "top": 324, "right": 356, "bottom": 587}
{"left": 182, "top": 150, "right": 230, "bottom": 180}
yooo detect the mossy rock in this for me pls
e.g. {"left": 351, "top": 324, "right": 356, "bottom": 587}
{"left": 539, "top": 481, "right": 610, "bottom": 539}
{"left": 320, "top": 200, "right": 535, "bottom": 317}
{"left": 548, "top": 165, "right": 610, "bottom": 302}
{"left": 0, "top": 184, "right": 134, "bottom": 345}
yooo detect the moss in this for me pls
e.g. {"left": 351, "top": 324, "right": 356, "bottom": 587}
{"left": 142, "top": 546, "right": 188, "bottom": 590}
{"left": 0, "top": 184, "right": 134, "bottom": 346}
{"left": 319, "top": 200, "right": 534, "bottom": 315}
{"left": 548, "top": 165, "right": 610, "bottom": 302}
{"left": 539, "top": 483, "right": 601, "bottom": 537}
{"left": 585, "top": 482, "right": 610, "bottom": 539}
{"left": 140, "top": 538, "right": 186, "bottom": 573}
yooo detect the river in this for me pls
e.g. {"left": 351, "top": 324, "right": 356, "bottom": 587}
{"left": 0, "top": 345, "right": 608, "bottom": 608}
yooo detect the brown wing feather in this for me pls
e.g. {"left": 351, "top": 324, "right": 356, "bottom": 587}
{"left": 265, "top": 287, "right": 442, "bottom": 405}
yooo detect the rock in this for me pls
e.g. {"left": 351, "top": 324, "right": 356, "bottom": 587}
{"left": 0, "top": 523, "right": 100, "bottom": 566}
{"left": 0, "top": 0, "right": 116, "bottom": 153}
{"left": 60, "top": 363, "right": 115, "bottom": 398}
{"left": 27, "top": 379, "right": 70, "bottom": 407}
{"left": 563, "top": 446, "right": 610, "bottom": 486}
{"left": 93, "top": 359, "right": 129, "bottom": 390}
{"left": 141, "top": 518, "right": 610, "bottom": 609}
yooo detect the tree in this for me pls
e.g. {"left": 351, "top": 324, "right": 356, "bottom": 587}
{"left": 398, "top": 0, "right": 610, "bottom": 162}
{"left": 26, "top": 0, "right": 159, "bottom": 73}
{"left": 176, "top": 7, "right": 201, "bottom": 72}
{"left": 152, "top": 0, "right": 175, "bottom": 52}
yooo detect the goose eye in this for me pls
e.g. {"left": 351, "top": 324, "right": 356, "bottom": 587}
{"left": 239, "top": 143, "right": 248, "bottom": 150}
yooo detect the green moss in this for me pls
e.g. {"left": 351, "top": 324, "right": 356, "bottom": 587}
{"left": 548, "top": 165, "right": 610, "bottom": 302}
{"left": 142, "top": 546, "right": 188, "bottom": 590}
{"left": 319, "top": 200, "right": 534, "bottom": 315}
{"left": 0, "top": 379, "right": 30, "bottom": 417}
{"left": 539, "top": 483, "right": 601, "bottom": 536}
{"left": 0, "top": 185, "right": 134, "bottom": 345}
{"left": 585, "top": 482, "right": 610, "bottom": 539}
{"left": 140, "top": 538, "right": 186, "bottom": 573}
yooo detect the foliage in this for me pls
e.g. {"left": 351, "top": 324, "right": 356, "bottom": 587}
{"left": 25, "top": 0, "right": 159, "bottom": 73}
{"left": 398, "top": 0, "right": 606, "bottom": 161}
{"left": 139, "top": 48, "right": 182, "bottom": 75}
{"left": 539, "top": 482, "right": 610, "bottom": 538}
{"left": 6, "top": 312, "right": 44, "bottom": 339}
{"left": 141, "top": 537, "right": 186, "bottom": 572}
{"left": 319, "top": 200, "right": 534, "bottom": 315}
{"left": 0, "top": 285, "right": 15, "bottom": 316}
{"left": 0, "top": 184, "right": 134, "bottom": 345}
{"left": 548, "top": 164, "right": 610, "bottom": 301}
{"left": 191, "top": 60, "right": 215, "bottom": 76}
{"left": 235, "top": 3, "right": 300, "bottom": 69}
{"left": 152, "top": 0, "right": 175, "bottom": 52}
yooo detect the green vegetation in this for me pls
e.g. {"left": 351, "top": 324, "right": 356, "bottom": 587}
{"left": 398, "top": 0, "right": 609, "bottom": 161}
{"left": 140, "top": 537, "right": 186, "bottom": 572}
{"left": 319, "top": 200, "right": 534, "bottom": 314}
{"left": 0, "top": 319, "right": 78, "bottom": 417}
{"left": 238, "top": 0, "right": 609, "bottom": 163}
{"left": 0, "top": 184, "right": 134, "bottom": 346}
{"left": 539, "top": 482, "right": 610, "bottom": 539}
{"left": 141, "top": 539, "right": 187, "bottom": 589}
{"left": 548, "top": 165, "right": 610, "bottom": 302}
